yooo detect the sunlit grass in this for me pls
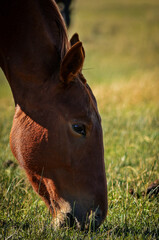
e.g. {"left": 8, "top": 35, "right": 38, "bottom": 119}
{"left": 94, "top": 72, "right": 159, "bottom": 110}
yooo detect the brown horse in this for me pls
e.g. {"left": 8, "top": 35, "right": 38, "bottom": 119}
{"left": 0, "top": 0, "right": 107, "bottom": 230}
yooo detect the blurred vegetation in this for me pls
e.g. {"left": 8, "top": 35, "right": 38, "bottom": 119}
{"left": 0, "top": 0, "right": 159, "bottom": 239}
{"left": 70, "top": 0, "right": 159, "bottom": 85}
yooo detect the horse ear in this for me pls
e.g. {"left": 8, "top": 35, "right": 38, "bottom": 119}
{"left": 70, "top": 33, "right": 80, "bottom": 46}
{"left": 60, "top": 41, "right": 85, "bottom": 84}
{"left": 70, "top": 33, "right": 85, "bottom": 58}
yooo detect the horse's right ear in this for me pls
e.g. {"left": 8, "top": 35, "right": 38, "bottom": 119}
{"left": 60, "top": 41, "right": 85, "bottom": 84}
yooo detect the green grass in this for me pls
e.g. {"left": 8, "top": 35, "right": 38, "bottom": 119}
{"left": 0, "top": 0, "right": 159, "bottom": 239}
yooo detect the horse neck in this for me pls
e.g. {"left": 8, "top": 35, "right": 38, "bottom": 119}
{"left": 0, "top": 0, "right": 69, "bottom": 108}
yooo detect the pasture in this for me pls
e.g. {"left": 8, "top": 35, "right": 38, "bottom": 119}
{"left": 0, "top": 0, "right": 159, "bottom": 239}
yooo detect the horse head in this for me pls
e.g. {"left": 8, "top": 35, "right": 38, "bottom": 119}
{"left": 0, "top": 0, "right": 107, "bottom": 230}
{"left": 39, "top": 33, "right": 108, "bottom": 230}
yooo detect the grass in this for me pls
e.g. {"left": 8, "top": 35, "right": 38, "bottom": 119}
{"left": 0, "top": 0, "right": 159, "bottom": 239}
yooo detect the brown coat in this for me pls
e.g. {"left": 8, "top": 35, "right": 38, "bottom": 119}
{"left": 0, "top": 0, "right": 107, "bottom": 230}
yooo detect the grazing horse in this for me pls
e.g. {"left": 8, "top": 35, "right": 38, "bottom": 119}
{"left": 0, "top": 0, "right": 107, "bottom": 230}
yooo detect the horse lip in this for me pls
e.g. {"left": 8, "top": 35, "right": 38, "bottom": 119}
{"left": 53, "top": 208, "right": 103, "bottom": 231}
{"left": 52, "top": 212, "right": 81, "bottom": 230}
{"left": 61, "top": 212, "right": 81, "bottom": 229}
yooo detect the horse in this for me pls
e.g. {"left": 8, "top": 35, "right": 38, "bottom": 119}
{"left": 55, "top": 0, "right": 73, "bottom": 27}
{"left": 0, "top": 0, "right": 107, "bottom": 230}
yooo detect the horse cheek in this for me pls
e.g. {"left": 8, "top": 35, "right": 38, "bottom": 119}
{"left": 10, "top": 111, "right": 48, "bottom": 174}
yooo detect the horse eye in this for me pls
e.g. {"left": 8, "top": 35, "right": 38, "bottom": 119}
{"left": 72, "top": 124, "right": 86, "bottom": 136}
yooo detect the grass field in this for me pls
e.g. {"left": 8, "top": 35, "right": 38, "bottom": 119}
{"left": 0, "top": 0, "right": 159, "bottom": 239}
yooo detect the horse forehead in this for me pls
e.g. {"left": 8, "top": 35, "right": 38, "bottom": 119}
{"left": 57, "top": 82, "right": 97, "bottom": 118}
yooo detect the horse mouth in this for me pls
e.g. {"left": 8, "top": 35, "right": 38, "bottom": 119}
{"left": 53, "top": 212, "right": 81, "bottom": 230}
{"left": 52, "top": 209, "right": 103, "bottom": 231}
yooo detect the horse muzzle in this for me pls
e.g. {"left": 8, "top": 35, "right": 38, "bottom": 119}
{"left": 52, "top": 206, "right": 104, "bottom": 231}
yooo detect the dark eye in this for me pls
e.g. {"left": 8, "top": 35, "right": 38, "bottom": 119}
{"left": 72, "top": 124, "right": 86, "bottom": 136}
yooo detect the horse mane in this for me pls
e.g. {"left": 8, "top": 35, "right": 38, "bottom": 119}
{"left": 0, "top": 0, "right": 69, "bottom": 62}
{"left": 38, "top": 0, "right": 70, "bottom": 60}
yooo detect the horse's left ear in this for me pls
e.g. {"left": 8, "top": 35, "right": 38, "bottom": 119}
{"left": 60, "top": 41, "right": 85, "bottom": 84}
{"left": 70, "top": 33, "right": 80, "bottom": 46}
{"left": 70, "top": 33, "right": 85, "bottom": 57}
